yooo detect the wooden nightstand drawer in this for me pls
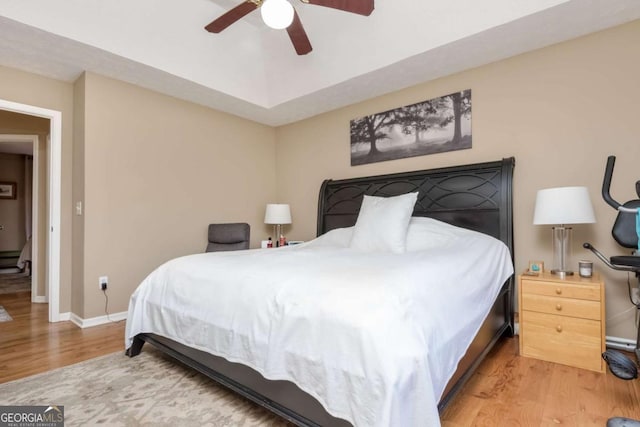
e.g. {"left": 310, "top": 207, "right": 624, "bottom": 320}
{"left": 518, "top": 271, "right": 605, "bottom": 373}
{"left": 521, "top": 279, "right": 600, "bottom": 301}
{"left": 520, "top": 310, "right": 602, "bottom": 372}
{"left": 521, "top": 293, "right": 601, "bottom": 320}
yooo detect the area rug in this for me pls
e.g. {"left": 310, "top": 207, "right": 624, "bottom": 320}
{"left": 0, "top": 346, "right": 291, "bottom": 426}
{"left": 0, "top": 305, "right": 12, "bottom": 322}
{"left": 0, "top": 272, "right": 30, "bottom": 294}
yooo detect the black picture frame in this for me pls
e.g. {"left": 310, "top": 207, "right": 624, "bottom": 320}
{"left": 350, "top": 89, "right": 472, "bottom": 166}
{"left": 0, "top": 182, "right": 16, "bottom": 200}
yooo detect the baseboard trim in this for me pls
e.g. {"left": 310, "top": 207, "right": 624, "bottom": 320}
{"left": 58, "top": 312, "right": 71, "bottom": 321}
{"left": 606, "top": 335, "right": 637, "bottom": 351}
{"left": 69, "top": 311, "right": 127, "bottom": 328}
{"left": 31, "top": 295, "right": 47, "bottom": 303}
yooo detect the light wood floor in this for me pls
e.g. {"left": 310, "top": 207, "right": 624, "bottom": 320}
{"left": 1, "top": 291, "right": 639, "bottom": 425}
{"left": 441, "top": 337, "right": 640, "bottom": 426}
{"left": 0, "top": 290, "right": 125, "bottom": 383}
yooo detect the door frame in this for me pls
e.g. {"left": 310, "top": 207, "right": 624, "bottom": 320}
{"left": 0, "top": 99, "right": 62, "bottom": 322}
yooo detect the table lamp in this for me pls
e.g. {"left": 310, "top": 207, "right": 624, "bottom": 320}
{"left": 533, "top": 186, "right": 596, "bottom": 277}
{"left": 264, "top": 204, "right": 292, "bottom": 247}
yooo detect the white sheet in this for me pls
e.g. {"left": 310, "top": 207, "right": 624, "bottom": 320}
{"left": 125, "top": 224, "right": 513, "bottom": 427}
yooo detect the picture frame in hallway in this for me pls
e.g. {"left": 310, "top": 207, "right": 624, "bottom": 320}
{"left": 0, "top": 182, "right": 16, "bottom": 200}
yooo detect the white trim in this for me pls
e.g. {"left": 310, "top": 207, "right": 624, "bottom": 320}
{"left": 48, "top": 119, "right": 61, "bottom": 322}
{"left": 58, "top": 311, "right": 71, "bottom": 321}
{"left": 0, "top": 99, "right": 62, "bottom": 322}
{"left": 32, "top": 135, "right": 39, "bottom": 301}
{"left": 69, "top": 311, "right": 127, "bottom": 328}
{"left": 32, "top": 295, "right": 47, "bottom": 303}
{"left": 606, "top": 335, "right": 637, "bottom": 351}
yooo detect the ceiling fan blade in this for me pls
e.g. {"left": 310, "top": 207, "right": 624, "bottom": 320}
{"left": 287, "top": 10, "right": 312, "bottom": 55}
{"left": 304, "top": 0, "right": 374, "bottom": 16}
{"left": 205, "top": 1, "right": 259, "bottom": 33}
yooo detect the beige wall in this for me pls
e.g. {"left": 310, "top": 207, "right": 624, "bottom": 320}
{"left": 0, "top": 65, "right": 74, "bottom": 311}
{"left": 275, "top": 20, "right": 640, "bottom": 340}
{"left": 77, "top": 73, "right": 277, "bottom": 317}
{"left": 0, "top": 153, "right": 26, "bottom": 251}
{"left": 0, "top": 66, "right": 277, "bottom": 320}
{"left": 71, "top": 74, "right": 86, "bottom": 315}
{"left": 0, "top": 109, "right": 50, "bottom": 134}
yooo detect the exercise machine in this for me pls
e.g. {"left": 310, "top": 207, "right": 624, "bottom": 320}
{"left": 583, "top": 155, "right": 640, "bottom": 427}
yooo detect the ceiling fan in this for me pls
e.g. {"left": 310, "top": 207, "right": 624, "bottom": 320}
{"left": 205, "top": 0, "right": 375, "bottom": 55}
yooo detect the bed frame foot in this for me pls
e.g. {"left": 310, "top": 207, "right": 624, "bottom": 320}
{"left": 125, "top": 336, "right": 145, "bottom": 357}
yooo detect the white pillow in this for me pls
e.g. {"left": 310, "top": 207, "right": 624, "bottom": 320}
{"left": 350, "top": 193, "right": 418, "bottom": 253}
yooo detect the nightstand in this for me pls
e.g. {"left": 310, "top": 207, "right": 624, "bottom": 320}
{"left": 518, "top": 270, "right": 606, "bottom": 373}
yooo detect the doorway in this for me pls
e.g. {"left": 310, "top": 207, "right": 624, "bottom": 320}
{"left": 0, "top": 134, "right": 39, "bottom": 300}
{"left": 0, "top": 99, "right": 62, "bottom": 322}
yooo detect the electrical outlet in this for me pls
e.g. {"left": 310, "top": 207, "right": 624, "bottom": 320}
{"left": 99, "top": 276, "right": 108, "bottom": 290}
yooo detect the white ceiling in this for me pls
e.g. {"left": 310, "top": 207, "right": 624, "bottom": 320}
{"left": 0, "top": 0, "right": 639, "bottom": 126}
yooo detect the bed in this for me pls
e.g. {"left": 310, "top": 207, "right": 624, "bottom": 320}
{"left": 125, "top": 157, "right": 515, "bottom": 427}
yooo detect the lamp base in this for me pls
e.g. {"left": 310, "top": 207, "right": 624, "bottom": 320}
{"left": 275, "top": 224, "right": 281, "bottom": 247}
{"left": 551, "top": 226, "right": 573, "bottom": 279}
{"left": 551, "top": 269, "right": 574, "bottom": 278}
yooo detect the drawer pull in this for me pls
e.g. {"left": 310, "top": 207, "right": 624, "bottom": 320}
{"left": 556, "top": 303, "right": 562, "bottom": 311}
{"left": 556, "top": 325, "right": 563, "bottom": 333}
{"left": 555, "top": 288, "right": 562, "bottom": 295}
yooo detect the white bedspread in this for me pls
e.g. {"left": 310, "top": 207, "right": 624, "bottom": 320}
{"left": 126, "top": 225, "right": 513, "bottom": 427}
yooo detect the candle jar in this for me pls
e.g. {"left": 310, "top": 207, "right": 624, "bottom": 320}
{"left": 579, "top": 260, "right": 593, "bottom": 278}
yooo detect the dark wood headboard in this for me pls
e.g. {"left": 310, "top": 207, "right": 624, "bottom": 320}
{"left": 317, "top": 157, "right": 515, "bottom": 257}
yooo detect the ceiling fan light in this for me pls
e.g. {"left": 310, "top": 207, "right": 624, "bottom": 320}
{"left": 261, "top": 0, "right": 294, "bottom": 29}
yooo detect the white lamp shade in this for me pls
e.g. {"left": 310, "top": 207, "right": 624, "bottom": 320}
{"left": 264, "top": 204, "right": 292, "bottom": 224}
{"left": 533, "top": 186, "right": 596, "bottom": 225}
{"left": 261, "top": 0, "right": 294, "bottom": 29}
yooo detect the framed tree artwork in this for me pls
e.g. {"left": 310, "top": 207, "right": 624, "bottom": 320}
{"left": 350, "top": 90, "right": 472, "bottom": 166}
